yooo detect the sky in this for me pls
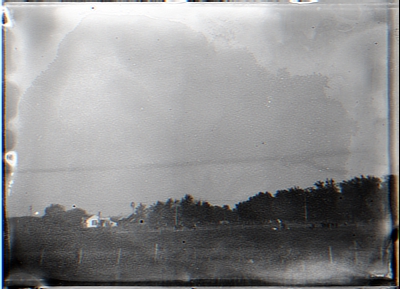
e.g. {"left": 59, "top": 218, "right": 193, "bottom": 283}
{"left": 5, "top": 3, "right": 392, "bottom": 217}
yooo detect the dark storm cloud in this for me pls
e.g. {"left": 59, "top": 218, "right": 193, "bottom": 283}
{"left": 15, "top": 15, "right": 354, "bottom": 173}
{"left": 5, "top": 4, "right": 389, "bottom": 216}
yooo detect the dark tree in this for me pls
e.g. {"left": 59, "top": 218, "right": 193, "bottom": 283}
{"left": 148, "top": 201, "right": 165, "bottom": 228}
{"left": 200, "top": 201, "right": 215, "bottom": 224}
{"left": 64, "top": 208, "right": 90, "bottom": 228}
{"left": 235, "top": 192, "right": 275, "bottom": 223}
{"left": 180, "top": 194, "right": 196, "bottom": 227}
{"left": 274, "top": 187, "right": 307, "bottom": 222}
{"left": 339, "top": 175, "right": 384, "bottom": 223}
{"left": 43, "top": 204, "right": 66, "bottom": 218}
{"left": 306, "top": 179, "right": 341, "bottom": 223}
{"left": 134, "top": 203, "right": 148, "bottom": 224}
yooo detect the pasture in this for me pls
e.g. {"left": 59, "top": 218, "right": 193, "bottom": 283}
{"left": 7, "top": 222, "right": 391, "bottom": 286}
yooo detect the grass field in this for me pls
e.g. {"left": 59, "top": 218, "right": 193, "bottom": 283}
{"left": 7, "top": 222, "right": 392, "bottom": 286}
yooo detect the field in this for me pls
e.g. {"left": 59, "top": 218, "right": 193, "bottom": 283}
{"left": 7, "top": 220, "right": 392, "bottom": 286}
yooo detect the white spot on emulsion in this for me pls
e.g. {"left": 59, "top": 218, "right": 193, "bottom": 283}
{"left": 5, "top": 151, "right": 17, "bottom": 167}
{"left": 2, "top": 7, "right": 13, "bottom": 28}
{"left": 5, "top": 152, "right": 17, "bottom": 196}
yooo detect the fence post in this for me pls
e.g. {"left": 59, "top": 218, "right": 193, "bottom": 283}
{"left": 154, "top": 244, "right": 159, "bottom": 262}
{"left": 117, "top": 248, "right": 122, "bottom": 265}
{"left": 39, "top": 249, "right": 45, "bottom": 266}
{"left": 78, "top": 248, "right": 83, "bottom": 265}
{"left": 353, "top": 241, "right": 358, "bottom": 265}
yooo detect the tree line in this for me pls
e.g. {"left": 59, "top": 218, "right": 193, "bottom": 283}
{"left": 234, "top": 176, "right": 389, "bottom": 225}
{"left": 121, "top": 175, "right": 391, "bottom": 229}
{"left": 35, "top": 175, "right": 390, "bottom": 230}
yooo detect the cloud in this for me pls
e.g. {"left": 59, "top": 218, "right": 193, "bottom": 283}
{"left": 15, "top": 14, "right": 354, "bottom": 170}
{"left": 6, "top": 5, "right": 389, "bottom": 216}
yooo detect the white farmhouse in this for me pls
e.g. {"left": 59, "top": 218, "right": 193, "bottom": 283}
{"left": 84, "top": 214, "right": 118, "bottom": 228}
{"left": 85, "top": 215, "right": 101, "bottom": 228}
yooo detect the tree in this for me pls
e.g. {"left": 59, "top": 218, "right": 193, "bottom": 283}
{"left": 134, "top": 203, "right": 148, "bottom": 224}
{"left": 274, "top": 187, "right": 306, "bottom": 222}
{"left": 307, "top": 179, "right": 341, "bottom": 223}
{"left": 64, "top": 208, "right": 89, "bottom": 228}
{"left": 180, "top": 194, "right": 196, "bottom": 227}
{"left": 235, "top": 192, "right": 275, "bottom": 223}
{"left": 42, "top": 204, "right": 69, "bottom": 230}
{"left": 43, "top": 204, "right": 66, "bottom": 218}
{"left": 200, "top": 201, "right": 215, "bottom": 224}
{"left": 148, "top": 201, "right": 165, "bottom": 228}
{"left": 339, "top": 175, "right": 383, "bottom": 223}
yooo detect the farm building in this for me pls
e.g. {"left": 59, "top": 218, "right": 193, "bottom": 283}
{"left": 84, "top": 215, "right": 118, "bottom": 228}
